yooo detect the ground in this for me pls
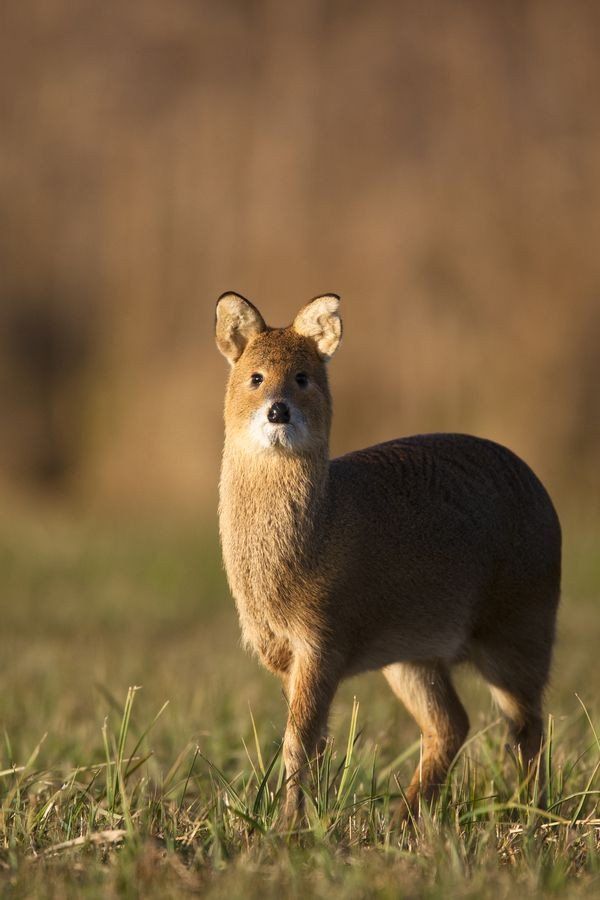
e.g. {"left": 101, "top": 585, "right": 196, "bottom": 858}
{"left": 0, "top": 510, "right": 598, "bottom": 897}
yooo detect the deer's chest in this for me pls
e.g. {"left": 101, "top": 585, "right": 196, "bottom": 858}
{"left": 221, "top": 512, "right": 302, "bottom": 644}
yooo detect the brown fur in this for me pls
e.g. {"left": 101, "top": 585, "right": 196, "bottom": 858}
{"left": 215, "top": 293, "right": 561, "bottom": 821}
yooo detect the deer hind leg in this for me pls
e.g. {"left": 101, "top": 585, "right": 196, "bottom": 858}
{"left": 383, "top": 662, "right": 469, "bottom": 818}
{"left": 490, "top": 685, "right": 544, "bottom": 783}
{"left": 472, "top": 642, "right": 547, "bottom": 801}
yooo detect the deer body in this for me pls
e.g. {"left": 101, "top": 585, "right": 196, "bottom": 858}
{"left": 216, "top": 294, "right": 561, "bottom": 820}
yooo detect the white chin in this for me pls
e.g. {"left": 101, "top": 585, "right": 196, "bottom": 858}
{"left": 248, "top": 421, "right": 304, "bottom": 451}
{"left": 246, "top": 407, "right": 310, "bottom": 452}
{"left": 261, "top": 424, "right": 298, "bottom": 450}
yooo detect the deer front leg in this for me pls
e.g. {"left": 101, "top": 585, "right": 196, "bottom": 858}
{"left": 256, "top": 628, "right": 293, "bottom": 688}
{"left": 282, "top": 650, "right": 340, "bottom": 822}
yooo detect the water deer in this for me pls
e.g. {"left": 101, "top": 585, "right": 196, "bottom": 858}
{"left": 215, "top": 292, "right": 561, "bottom": 822}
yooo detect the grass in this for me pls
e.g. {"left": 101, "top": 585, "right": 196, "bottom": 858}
{"left": 0, "top": 511, "right": 598, "bottom": 897}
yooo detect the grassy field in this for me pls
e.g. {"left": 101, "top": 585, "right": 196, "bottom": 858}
{"left": 0, "top": 511, "right": 598, "bottom": 897}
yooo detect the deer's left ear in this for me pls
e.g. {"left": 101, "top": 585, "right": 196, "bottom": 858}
{"left": 215, "top": 292, "right": 266, "bottom": 364}
{"left": 292, "top": 294, "right": 342, "bottom": 360}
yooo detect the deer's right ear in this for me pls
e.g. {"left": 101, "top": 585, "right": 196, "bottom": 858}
{"left": 215, "top": 293, "right": 266, "bottom": 364}
{"left": 293, "top": 294, "right": 342, "bottom": 360}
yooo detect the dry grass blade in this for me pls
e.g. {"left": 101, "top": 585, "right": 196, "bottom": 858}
{"left": 39, "top": 829, "right": 128, "bottom": 857}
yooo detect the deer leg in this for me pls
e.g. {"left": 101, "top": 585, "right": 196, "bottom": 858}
{"left": 383, "top": 661, "right": 469, "bottom": 818}
{"left": 282, "top": 650, "right": 340, "bottom": 822}
{"left": 471, "top": 640, "right": 547, "bottom": 804}
{"left": 257, "top": 630, "right": 293, "bottom": 691}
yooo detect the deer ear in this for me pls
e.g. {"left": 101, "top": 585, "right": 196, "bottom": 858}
{"left": 215, "top": 293, "right": 266, "bottom": 364}
{"left": 293, "top": 294, "right": 342, "bottom": 360}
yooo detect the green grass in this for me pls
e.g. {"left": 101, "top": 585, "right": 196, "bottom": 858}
{"left": 0, "top": 512, "right": 598, "bottom": 897}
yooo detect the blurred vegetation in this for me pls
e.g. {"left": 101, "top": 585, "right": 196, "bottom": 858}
{"left": 1, "top": 0, "right": 599, "bottom": 517}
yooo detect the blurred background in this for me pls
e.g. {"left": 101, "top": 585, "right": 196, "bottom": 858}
{"left": 1, "top": 0, "right": 599, "bottom": 520}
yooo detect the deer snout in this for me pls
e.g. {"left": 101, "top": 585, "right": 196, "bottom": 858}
{"left": 267, "top": 402, "right": 290, "bottom": 424}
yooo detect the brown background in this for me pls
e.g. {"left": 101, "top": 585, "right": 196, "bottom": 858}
{"left": 2, "top": 0, "right": 599, "bottom": 519}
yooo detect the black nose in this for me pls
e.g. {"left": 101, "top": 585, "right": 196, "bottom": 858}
{"left": 267, "top": 402, "right": 290, "bottom": 424}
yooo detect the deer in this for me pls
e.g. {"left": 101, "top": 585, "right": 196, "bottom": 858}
{"left": 215, "top": 292, "right": 561, "bottom": 823}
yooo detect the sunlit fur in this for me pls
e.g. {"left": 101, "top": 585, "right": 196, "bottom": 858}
{"left": 215, "top": 293, "right": 562, "bottom": 824}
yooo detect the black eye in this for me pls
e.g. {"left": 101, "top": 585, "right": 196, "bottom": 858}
{"left": 250, "top": 373, "right": 263, "bottom": 387}
{"left": 295, "top": 372, "right": 309, "bottom": 388}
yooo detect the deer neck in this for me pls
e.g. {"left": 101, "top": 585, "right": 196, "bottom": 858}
{"left": 219, "top": 441, "right": 329, "bottom": 613}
